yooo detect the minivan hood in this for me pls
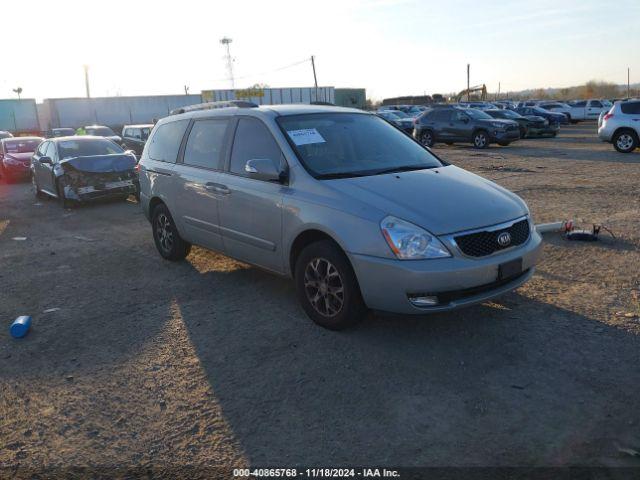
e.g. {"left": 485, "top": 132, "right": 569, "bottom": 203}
{"left": 328, "top": 165, "right": 528, "bottom": 235}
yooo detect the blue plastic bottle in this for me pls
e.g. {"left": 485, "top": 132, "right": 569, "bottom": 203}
{"left": 10, "top": 316, "right": 31, "bottom": 338}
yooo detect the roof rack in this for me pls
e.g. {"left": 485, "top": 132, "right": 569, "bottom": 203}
{"left": 170, "top": 100, "right": 258, "bottom": 115}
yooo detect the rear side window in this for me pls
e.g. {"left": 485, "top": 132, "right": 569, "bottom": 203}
{"left": 183, "top": 119, "right": 229, "bottom": 170}
{"left": 590, "top": 101, "right": 603, "bottom": 108}
{"left": 621, "top": 102, "right": 640, "bottom": 115}
{"left": 573, "top": 101, "right": 587, "bottom": 107}
{"left": 229, "top": 118, "right": 282, "bottom": 177}
{"left": 148, "top": 120, "right": 189, "bottom": 163}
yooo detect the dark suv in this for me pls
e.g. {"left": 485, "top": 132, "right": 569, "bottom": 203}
{"left": 121, "top": 124, "right": 153, "bottom": 155}
{"left": 414, "top": 107, "right": 520, "bottom": 148}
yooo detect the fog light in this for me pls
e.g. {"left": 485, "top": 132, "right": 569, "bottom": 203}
{"left": 408, "top": 295, "right": 439, "bottom": 307}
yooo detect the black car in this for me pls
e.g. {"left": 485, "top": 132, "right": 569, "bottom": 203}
{"left": 121, "top": 124, "right": 153, "bottom": 155}
{"left": 413, "top": 107, "right": 520, "bottom": 148}
{"left": 485, "top": 109, "right": 550, "bottom": 138}
{"left": 376, "top": 111, "right": 414, "bottom": 134}
{"left": 31, "top": 136, "right": 137, "bottom": 207}
{"left": 514, "top": 106, "right": 567, "bottom": 130}
{"left": 47, "top": 128, "right": 76, "bottom": 138}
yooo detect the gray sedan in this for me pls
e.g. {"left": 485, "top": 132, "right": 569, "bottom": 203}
{"left": 138, "top": 104, "right": 542, "bottom": 330}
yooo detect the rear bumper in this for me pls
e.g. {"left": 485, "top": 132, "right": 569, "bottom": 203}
{"left": 2, "top": 163, "right": 30, "bottom": 178}
{"left": 597, "top": 125, "right": 614, "bottom": 142}
{"left": 348, "top": 229, "right": 543, "bottom": 315}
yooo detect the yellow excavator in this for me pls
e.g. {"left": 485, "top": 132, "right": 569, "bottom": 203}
{"left": 455, "top": 84, "right": 487, "bottom": 102}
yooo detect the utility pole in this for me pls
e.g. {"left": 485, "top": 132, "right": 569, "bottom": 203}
{"left": 220, "top": 37, "right": 234, "bottom": 89}
{"left": 628, "top": 67, "right": 630, "bottom": 99}
{"left": 466, "top": 64, "right": 470, "bottom": 102}
{"left": 83, "top": 65, "right": 91, "bottom": 98}
{"left": 497, "top": 82, "right": 501, "bottom": 101}
{"left": 311, "top": 55, "right": 319, "bottom": 102}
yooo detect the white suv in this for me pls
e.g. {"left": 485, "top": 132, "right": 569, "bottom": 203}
{"left": 598, "top": 100, "right": 640, "bottom": 153}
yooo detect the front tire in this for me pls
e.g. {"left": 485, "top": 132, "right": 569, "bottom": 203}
{"left": 32, "top": 173, "right": 46, "bottom": 199}
{"left": 294, "top": 240, "right": 367, "bottom": 330}
{"left": 519, "top": 126, "right": 527, "bottom": 139}
{"left": 56, "top": 179, "right": 73, "bottom": 209}
{"left": 419, "top": 130, "right": 434, "bottom": 147}
{"left": 613, "top": 129, "right": 638, "bottom": 153}
{"left": 152, "top": 204, "right": 191, "bottom": 261}
{"left": 472, "top": 130, "right": 489, "bottom": 149}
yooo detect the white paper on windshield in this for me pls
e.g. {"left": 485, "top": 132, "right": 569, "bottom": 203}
{"left": 287, "top": 128, "right": 326, "bottom": 146}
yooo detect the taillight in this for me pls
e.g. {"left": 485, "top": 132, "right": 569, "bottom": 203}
{"left": 603, "top": 112, "right": 614, "bottom": 121}
{"left": 134, "top": 163, "right": 140, "bottom": 172}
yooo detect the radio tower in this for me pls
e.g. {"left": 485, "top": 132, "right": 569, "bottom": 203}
{"left": 220, "top": 37, "right": 235, "bottom": 89}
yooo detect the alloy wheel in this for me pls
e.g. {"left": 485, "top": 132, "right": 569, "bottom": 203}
{"left": 421, "top": 131, "right": 433, "bottom": 146}
{"left": 156, "top": 213, "right": 174, "bottom": 253}
{"left": 616, "top": 134, "right": 634, "bottom": 151}
{"left": 304, "top": 257, "right": 344, "bottom": 317}
{"left": 474, "top": 133, "right": 487, "bottom": 148}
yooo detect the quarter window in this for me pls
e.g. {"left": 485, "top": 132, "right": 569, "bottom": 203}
{"left": 621, "top": 102, "right": 640, "bottom": 115}
{"left": 147, "top": 120, "right": 189, "bottom": 163}
{"left": 182, "top": 119, "right": 229, "bottom": 170}
{"left": 229, "top": 118, "right": 283, "bottom": 177}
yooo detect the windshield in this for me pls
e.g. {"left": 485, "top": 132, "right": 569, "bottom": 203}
{"left": 378, "top": 111, "right": 400, "bottom": 120}
{"left": 53, "top": 129, "right": 75, "bottom": 137}
{"left": 532, "top": 107, "right": 552, "bottom": 115}
{"left": 86, "top": 126, "right": 116, "bottom": 136}
{"left": 4, "top": 138, "right": 42, "bottom": 153}
{"left": 499, "top": 110, "right": 522, "bottom": 119}
{"left": 277, "top": 113, "right": 444, "bottom": 179}
{"left": 58, "top": 139, "right": 124, "bottom": 159}
{"left": 465, "top": 109, "right": 493, "bottom": 120}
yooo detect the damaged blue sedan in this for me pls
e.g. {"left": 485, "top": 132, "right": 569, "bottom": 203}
{"left": 31, "top": 136, "right": 137, "bottom": 208}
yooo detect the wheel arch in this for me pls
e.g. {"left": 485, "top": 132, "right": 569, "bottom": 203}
{"left": 288, "top": 228, "right": 347, "bottom": 278}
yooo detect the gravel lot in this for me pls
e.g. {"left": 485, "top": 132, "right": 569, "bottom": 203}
{"left": 1, "top": 123, "right": 640, "bottom": 476}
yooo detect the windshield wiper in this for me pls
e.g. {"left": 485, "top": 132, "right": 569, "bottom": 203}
{"left": 371, "top": 165, "right": 435, "bottom": 176}
{"left": 316, "top": 172, "right": 371, "bottom": 179}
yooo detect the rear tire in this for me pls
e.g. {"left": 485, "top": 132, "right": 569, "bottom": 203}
{"left": 498, "top": 142, "right": 510, "bottom": 146}
{"left": 294, "top": 240, "right": 367, "bottom": 330}
{"left": 472, "top": 130, "right": 489, "bottom": 149}
{"left": 419, "top": 130, "right": 434, "bottom": 147}
{"left": 152, "top": 204, "right": 191, "bottom": 261}
{"left": 612, "top": 129, "right": 638, "bottom": 153}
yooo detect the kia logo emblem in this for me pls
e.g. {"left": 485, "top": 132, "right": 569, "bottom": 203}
{"left": 497, "top": 232, "right": 512, "bottom": 247}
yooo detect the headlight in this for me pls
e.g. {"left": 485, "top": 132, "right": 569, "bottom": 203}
{"left": 380, "top": 216, "right": 451, "bottom": 260}
{"left": 491, "top": 122, "right": 505, "bottom": 129}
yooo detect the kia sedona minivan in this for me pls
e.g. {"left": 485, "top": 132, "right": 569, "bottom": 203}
{"left": 138, "top": 102, "right": 542, "bottom": 330}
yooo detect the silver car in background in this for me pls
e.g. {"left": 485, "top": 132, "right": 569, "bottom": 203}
{"left": 598, "top": 100, "right": 640, "bottom": 153}
{"left": 138, "top": 102, "right": 542, "bottom": 330}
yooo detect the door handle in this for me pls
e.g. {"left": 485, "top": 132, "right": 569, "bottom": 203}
{"left": 205, "top": 182, "right": 231, "bottom": 194}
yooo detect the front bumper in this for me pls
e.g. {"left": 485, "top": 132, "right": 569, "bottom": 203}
{"left": 349, "top": 229, "right": 543, "bottom": 314}
{"left": 64, "top": 180, "right": 137, "bottom": 202}
{"left": 490, "top": 129, "right": 520, "bottom": 143}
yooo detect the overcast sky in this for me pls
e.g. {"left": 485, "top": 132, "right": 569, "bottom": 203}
{"left": 2, "top": 0, "right": 638, "bottom": 101}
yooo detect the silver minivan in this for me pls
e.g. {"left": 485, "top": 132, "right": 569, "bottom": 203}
{"left": 138, "top": 102, "right": 542, "bottom": 330}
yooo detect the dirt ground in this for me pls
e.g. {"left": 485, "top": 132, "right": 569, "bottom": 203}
{"left": 1, "top": 123, "right": 640, "bottom": 476}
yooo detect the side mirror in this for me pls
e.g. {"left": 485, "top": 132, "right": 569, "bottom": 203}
{"left": 39, "top": 156, "right": 53, "bottom": 165}
{"left": 245, "top": 158, "right": 286, "bottom": 183}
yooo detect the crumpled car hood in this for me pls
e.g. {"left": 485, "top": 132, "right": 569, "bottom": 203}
{"left": 59, "top": 154, "right": 136, "bottom": 173}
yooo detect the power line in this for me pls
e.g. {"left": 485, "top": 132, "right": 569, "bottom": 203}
{"left": 210, "top": 57, "right": 311, "bottom": 84}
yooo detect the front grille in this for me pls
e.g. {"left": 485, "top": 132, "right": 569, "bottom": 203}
{"left": 454, "top": 219, "right": 530, "bottom": 257}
